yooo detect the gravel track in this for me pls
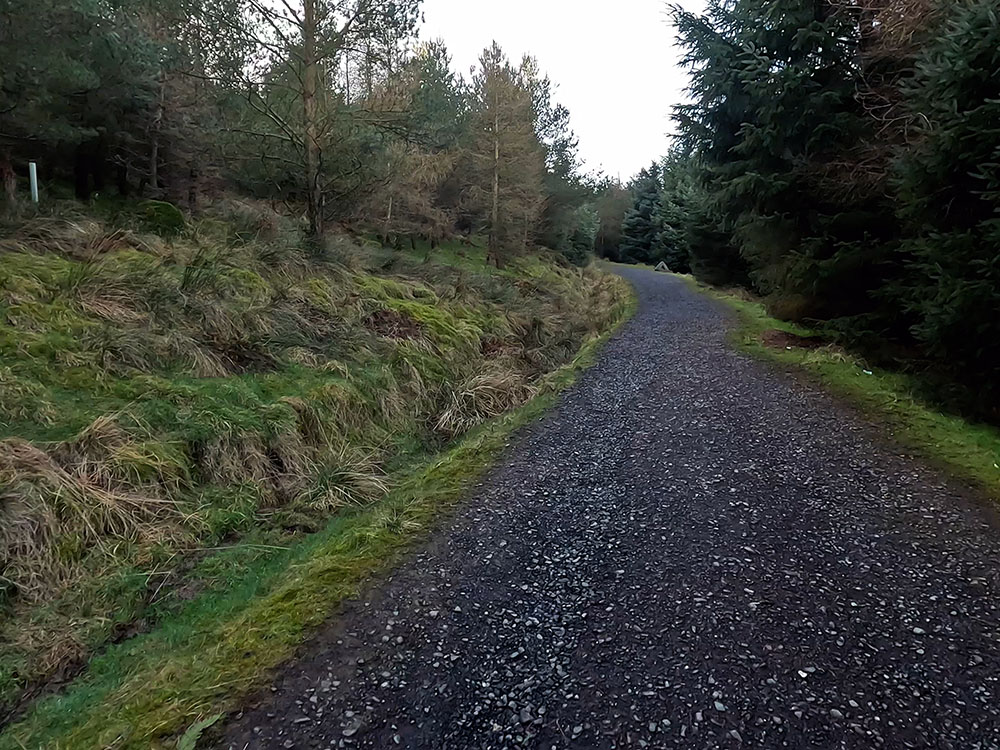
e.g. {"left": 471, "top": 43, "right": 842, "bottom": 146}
{"left": 221, "top": 267, "right": 1000, "bottom": 749}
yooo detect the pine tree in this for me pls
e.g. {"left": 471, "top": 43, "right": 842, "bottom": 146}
{"left": 209, "top": 0, "right": 421, "bottom": 240}
{"left": 531, "top": 75, "right": 589, "bottom": 261}
{"left": 0, "top": 0, "right": 160, "bottom": 202}
{"left": 593, "top": 180, "right": 632, "bottom": 262}
{"left": 564, "top": 205, "right": 599, "bottom": 266}
{"left": 405, "top": 41, "right": 469, "bottom": 151}
{"left": 464, "top": 44, "right": 546, "bottom": 267}
{"left": 619, "top": 163, "right": 663, "bottom": 264}
{"left": 355, "top": 42, "right": 468, "bottom": 247}
{"left": 892, "top": 0, "right": 1000, "bottom": 414}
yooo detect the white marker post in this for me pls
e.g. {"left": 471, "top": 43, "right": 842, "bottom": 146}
{"left": 28, "top": 161, "right": 39, "bottom": 203}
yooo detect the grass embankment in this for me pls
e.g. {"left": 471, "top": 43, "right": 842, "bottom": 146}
{"left": 681, "top": 276, "right": 1000, "bottom": 499}
{"left": 0, "top": 200, "right": 633, "bottom": 749}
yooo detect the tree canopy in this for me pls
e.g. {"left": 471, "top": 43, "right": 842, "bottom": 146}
{"left": 596, "top": 0, "right": 1000, "bottom": 420}
{"left": 0, "top": 1, "right": 603, "bottom": 266}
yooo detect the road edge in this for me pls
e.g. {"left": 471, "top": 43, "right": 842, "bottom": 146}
{"left": 0, "top": 274, "right": 639, "bottom": 750}
{"left": 677, "top": 273, "right": 1000, "bottom": 503}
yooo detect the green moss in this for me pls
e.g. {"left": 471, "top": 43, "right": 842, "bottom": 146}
{"left": 400, "top": 239, "right": 492, "bottom": 272}
{"left": 0, "top": 292, "right": 634, "bottom": 750}
{"left": 137, "top": 200, "right": 186, "bottom": 238}
{"left": 0, "top": 210, "right": 633, "bottom": 736}
{"left": 216, "top": 267, "right": 271, "bottom": 303}
{"left": 383, "top": 298, "right": 482, "bottom": 352}
{"left": 298, "top": 276, "right": 342, "bottom": 312}
{"left": 390, "top": 341, "right": 452, "bottom": 386}
{"left": 356, "top": 274, "right": 417, "bottom": 302}
{"left": 0, "top": 250, "right": 75, "bottom": 290}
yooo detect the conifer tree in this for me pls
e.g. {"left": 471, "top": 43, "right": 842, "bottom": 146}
{"left": 593, "top": 180, "right": 632, "bottom": 262}
{"left": 672, "top": 0, "right": 891, "bottom": 317}
{"left": 619, "top": 163, "right": 663, "bottom": 264}
{"left": 0, "top": 0, "right": 160, "bottom": 200}
{"left": 892, "top": 0, "right": 1000, "bottom": 413}
{"left": 655, "top": 155, "right": 697, "bottom": 274}
{"left": 209, "top": 0, "right": 421, "bottom": 240}
{"left": 465, "top": 43, "right": 546, "bottom": 267}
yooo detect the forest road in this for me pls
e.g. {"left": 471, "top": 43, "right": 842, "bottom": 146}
{"left": 220, "top": 266, "right": 1000, "bottom": 749}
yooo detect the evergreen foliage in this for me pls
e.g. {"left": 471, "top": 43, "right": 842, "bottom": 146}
{"left": 0, "top": 3, "right": 602, "bottom": 264}
{"left": 655, "top": 155, "right": 694, "bottom": 274}
{"left": 619, "top": 163, "right": 664, "bottom": 264}
{"left": 672, "top": 0, "right": 894, "bottom": 318}
{"left": 593, "top": 180, "right": 632, "bottom": 262}
{"left": 637, "top": 0, "right": 1000, "bottom": 420}
{"left": 891, "top": 0, "right": 1000, "bottom": 412}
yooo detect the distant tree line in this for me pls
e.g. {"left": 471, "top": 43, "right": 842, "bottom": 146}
{"left": 0, "top": 0, "right": 602, "bottom": 266}
{"left": 600, "top": 0, "right": 1000, "bottom": 420}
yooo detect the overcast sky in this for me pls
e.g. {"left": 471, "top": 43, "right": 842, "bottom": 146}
{"left": 419, "top": 0, "right": 706, "bottom": 181}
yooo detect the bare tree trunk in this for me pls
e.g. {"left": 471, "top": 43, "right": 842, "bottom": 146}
{"left": 363, "top": 41, "right": 373, "bottom": 99}
{"left": 488, "top": 105, "right": 501, "bottom": 268}
{"left": 188, "top": 167, "right": 199, "bottom": 211}
{"left": 117, "top": 163, "right": 130, "bottom": 197}
{"left": 344, "top": 55, "right": 351, "bottom": 102}
{"left": 303, "top": 0, "right": 323, "bottom": 242}
{"left": 381, "top": 195, "right": 393, "bottom": 246}
{"left": 148, "top": 75, "right": 165, "bottom": 196}
{"left": 0, "top": 152, "right": 16, "bottom": 211}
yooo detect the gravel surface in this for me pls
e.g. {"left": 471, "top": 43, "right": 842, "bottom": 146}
{"left": 221, "top": 267, "right": 1000, "bottom": 749}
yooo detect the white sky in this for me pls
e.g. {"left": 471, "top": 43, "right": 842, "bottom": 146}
{"left": 419, "top": 0, "right": 706, "bottom": 181}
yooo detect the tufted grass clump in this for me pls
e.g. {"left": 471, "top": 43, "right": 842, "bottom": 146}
{"left": 0, "top": 205, "right": 632, "bottom": 723}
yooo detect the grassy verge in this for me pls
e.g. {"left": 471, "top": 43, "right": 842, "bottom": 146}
{"left": 0, "top": 282, "right": 633, "bottom": 750}
{"left": 0, "top": 198, "right": 634, "bottom": 748}
{"left": 680, "top": 275, "right": 1000, "bottom": 498}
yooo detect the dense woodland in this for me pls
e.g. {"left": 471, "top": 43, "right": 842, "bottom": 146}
{"left": 603, "top": 0, "right": 1000, "bottom": 421}
{"left": 0, "top": 1, "right": 998, "bottom": 742}
{"left": 4, "top": 0, "right": 997, "bottom": 416}
{"left": 0, "top": 0, "right": 603, "bottom": 266}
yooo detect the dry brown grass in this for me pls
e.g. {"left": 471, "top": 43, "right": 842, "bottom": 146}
{"left": 0, "top": 208, "right": 632, "bottom": 717}
{"left": 0, "top": 215, "right": 153, "bottom": 261}
{"left": 435, "top": 360, "right": 539, "bottom": 437}
{"left": 0, "top": 435, "right": 181, "bottom": 603}
{"left": 0, "top": 368, "right": 56, "bottom": 425}
{"left": 299, "top": 447, "right": 391, "bottom": 511}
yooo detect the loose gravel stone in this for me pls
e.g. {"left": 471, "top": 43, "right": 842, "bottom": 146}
{"left": 220, "top": 268, "right": 1000, "bottom": 749}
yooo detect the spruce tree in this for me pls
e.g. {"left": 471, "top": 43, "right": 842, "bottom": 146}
{"left": 619, "top": 163, "right": 664, "bottom": 264}
{"left": 655, "top": 155, "right": 696, "bottom": 274}
{"left": 893, "top": 0, "right": 1000, "bottom": 414}
{"left": 672, "top": 0, "right": 893, "bottom": 318}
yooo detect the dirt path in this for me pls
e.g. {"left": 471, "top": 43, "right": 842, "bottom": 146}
{"left": 220, "top": 267, "right": 1000, "bottom": 749}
